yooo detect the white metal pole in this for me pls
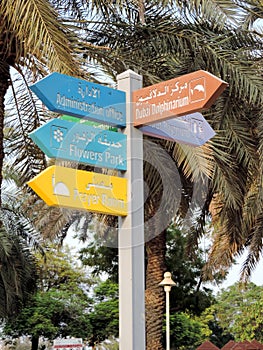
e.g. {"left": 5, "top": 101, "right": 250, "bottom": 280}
{"left": 165, "top": 286, "right": 171, "bottom": 350}
{"left": 117, "top": 70, "right": 145, "bottom": 350}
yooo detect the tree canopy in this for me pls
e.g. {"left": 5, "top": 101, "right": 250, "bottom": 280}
{"left": 209, "top": 282, "right": 263, "bottom": 342}
{"left": 2, "top": 245, "right": 92, "bottom": 350}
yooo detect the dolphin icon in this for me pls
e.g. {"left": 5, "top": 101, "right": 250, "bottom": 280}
{"left": 191, "top": 84, "right": 205, "bottom": 94}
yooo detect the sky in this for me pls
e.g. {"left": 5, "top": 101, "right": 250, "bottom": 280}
{"left": 211, "top": 253, "right": 263, "bottom": 293}
{"left": 223, "top": 256, "right": 263, "bottom": 287}
{"left": 65, "top": 231, "right": 263, "bottom": 295}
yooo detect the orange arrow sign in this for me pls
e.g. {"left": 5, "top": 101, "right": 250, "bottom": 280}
{"left": 132, "top": 70, "right": 228, "bottom": 127}
{"left": 27, "top": 165, "right": 127, "bottom": 216}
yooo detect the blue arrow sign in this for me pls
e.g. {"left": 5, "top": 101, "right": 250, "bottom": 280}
{"left": 30, "top": 118, "right": 127, "bottom": 171}
{"left": 30, "top": 72, "right": 126, "bottom": 127}
{"left": 139, "top": 112, "right": 215, "bottom": 147}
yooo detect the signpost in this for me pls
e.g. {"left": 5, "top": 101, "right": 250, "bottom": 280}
{"left": 30, "top": 72, "right": 126, "bottom": 127}
{"left": 133, "top": 70, "right": 228, "bottom": 127}
{"left": 27, "top": 69, "right": 228, "bottom": 350}
{"left": 139, "top": 112, "right": 216, "bottom": 147}
{"left": 27, "top": 165, "right": 127, "bottom": 216}
{"left": 29, "top": 118, "right": 127, "bottom": 170}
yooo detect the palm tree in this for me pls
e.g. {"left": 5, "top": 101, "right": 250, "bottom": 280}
{"left": 0, "top": 0, "right": 86, "bottom": 318}
{"left": 72, "top": 1, "right": 263, "bottom": 348}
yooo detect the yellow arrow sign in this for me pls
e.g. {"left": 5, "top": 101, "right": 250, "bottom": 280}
{"left": 27, "top": 165, "right": 127, "bottom": 216}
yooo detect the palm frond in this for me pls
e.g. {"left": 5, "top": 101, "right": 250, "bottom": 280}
{"left": 240, "top": 213, "right": 263, "bottom": 281}
{"left": 0, "top": 0, "right": 80, "bottom": 75}
{"left": 143, "top": 138, "right": 183, "bottom": 238}
{"left": 175, "top": 0, "right": 244, "bottom": 28}
{"left": 171, "top": 142, "right": 214, "bottom": 180}
{"left": 0, "top": 224, "right": 38, "bottom": 318}
{"left": 0, "top": 182, "right": 41, "bottom": 318}
{"left": 234, "top": 0, "right": 263, "bottom": 29}
{"left": 4, "top": 70, "right": 47, "bottom": 183}
{"left": 1, "top": 181, "right": 44, "bottom": 252}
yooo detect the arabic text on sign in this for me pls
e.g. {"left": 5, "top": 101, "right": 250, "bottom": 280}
{"left": 30, "top": 72, "right": 126, "bottom": 127}
{"left": 29, "top": 119, "right": 127, "bottom": 171}
{"left": 135, "top": 78, "right": 206, "bottom": 122}
{"left": 27, "top": 166, "right": 128, "bottom": 216}
{"left": 132, "top": 70, "right": 228, "bottom": 126}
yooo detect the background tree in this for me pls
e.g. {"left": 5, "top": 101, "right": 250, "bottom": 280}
{"left": 88, "top": 279, "right": 119, "bottom": 347}
{"left": 166, "top": 224, "right": 215, "bottom": 316}
{"left": 203, "top": 283, "right": 263, "bottom": 343}
{"left": 169, "top": 312, "right": 210, "bottom": 350}
{"left": 2, "top": 244, "right": 93, "bottom": 350}
{"left": 79, "top": 223, "right": 218, "bottom": 348}
{"left": 199, "top": 304, "right": 234, "bottom": 349}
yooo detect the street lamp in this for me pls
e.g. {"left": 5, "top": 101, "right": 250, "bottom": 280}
{"left": 159, "top": 272, "right": 176, "bottom": 350}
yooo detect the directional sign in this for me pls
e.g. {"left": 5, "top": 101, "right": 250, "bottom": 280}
{"left": 139, "top": 112, "right": 215, "bottom": 147}
{"left": 27, "top": 166, "right": 127, "bottom": 216}
{"left": 30, "top": 72, "right": 126, "bottom": 127}
{"left": 133, "top": 70, "right": 228, "bottom": 127}
{"left": 29, "top": 118, "right": 127, "bottom": 171}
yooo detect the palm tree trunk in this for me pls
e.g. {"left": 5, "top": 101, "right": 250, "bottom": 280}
{"left": 145, "top": 229, "right": 166, "bottom": 350}
{"left": 0, "top": 60, "right": 10, "bottom": 206}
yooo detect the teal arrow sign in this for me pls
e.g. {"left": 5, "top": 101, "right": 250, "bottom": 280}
{"left": 30, "top": 118, "right": 127, "bottom": 171}
{"left": 139, "top": 112, "right": 215, "bottom": 147}
{"left": 30, "top": 72, "right": 126, "bottom": 127}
